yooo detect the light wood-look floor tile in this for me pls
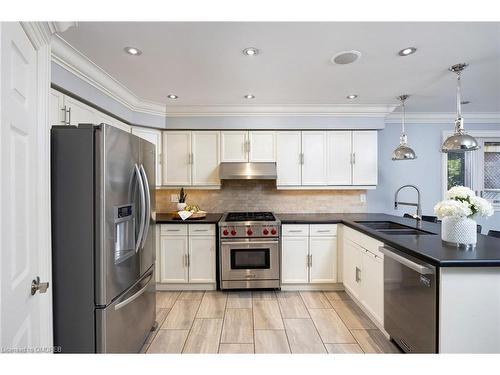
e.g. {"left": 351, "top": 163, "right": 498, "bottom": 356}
{"left": 196, "top": 292, "right": 227, "bottom": 318}
{"left": 162, "top": 299, "right": 201, "bottom": 330}
{"left": 284, "top": 318, "right": 327, "bottom": 353}
{"left": 324, "top": 291, "right": 351, "bottom": 301}
{"left": 155, "top": 308, "right": 170, "bottom": 327}
{"left": 156, "top": 291, "right": 180, "bottom": 309}
{"left": 325, "top": 343, "right": 364, "bottom": 354}
{"left": 147, "top": 330, "right": 189, "bottom": 353}
{"left": 329, "top": 300, "right": 376, "bottom": 329}
{"left": 182, "top": 319, "right": 223, "bottom": 353}
{"left": 351, "top": 330, "right": 401, "bottom": 354}
{"left": 276, "top": 291, "right": 309, "bottom": 319}
{"left": 309, "top": 308, "right": 356, "bottom": 344}
{"left": 218, "top": 343, "right": 254, "bottom": 354}
{"left": 299, "top": 291, "right": 331, "bottom": 309}
{"left": 253, "top": 300, "right": 284, "bottom": 330}
{"left": 226, "top": 291, "right": 252, "bottom": 308}
{"left": 254, "top": 330, "right": 291, "bottom": 354}
{"left": 178, "top": 291, "right": 205, "bottom": 300}
{"left": 252, "top": 290, "right": 276, "bottom": 300}
{"left": 221, "top": 308, "right": 253, "bottom": 344}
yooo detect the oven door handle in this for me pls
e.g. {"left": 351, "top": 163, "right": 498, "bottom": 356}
{"left": 221, "top": 241, "right": 279, "bottom": 245}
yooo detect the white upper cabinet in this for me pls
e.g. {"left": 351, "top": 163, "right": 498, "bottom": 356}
{"left": 63, "top": 95, "right": 99, "bottom": 126}
{"left": 96, "top": 112, "right": 131, "bottom": 133}
{"left": 220, "top": 131, "right": 248, "bottom": 162}
{"left": 327, "top": 131, "right": 352, "bottom": 185}
{"left": 163, "top": 131, "right": 192, "bottom": 186}
{"left": 192, "top": 131, "right": 220, "bottom": 186}
{"left": 302, "top": 131, "right": 328, "bottom": 185}
{"left": 249, "top": 131, "right": 276, "bottom": 162}
{"left": 50, "top": 89, "right": 65, "bottom": 126}
{"left": 132, "top": 127, "right": 162, "bottom": 186}
{"left": 276, "top": 131, "right": 302, "bottom": 186}
{"left": 352, "top": 131, "right": 378, "bottom": 185}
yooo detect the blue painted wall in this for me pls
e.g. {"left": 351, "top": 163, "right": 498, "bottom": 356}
{"left": 367, "top": 121, "right": 500, "bottom": 233}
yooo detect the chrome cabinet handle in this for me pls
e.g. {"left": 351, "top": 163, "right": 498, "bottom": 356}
{"left": 247, "top": 140, "right": 251, "bottom": 154}
{"left": 355, "top": 267, "right": 361, "bottom": 282}
{"left": 187, "top": 254, "right": 190, "bottom": 267}
{"left": 188, "top": 153, "right": 193, "bottom": 164}
{"left": 288, "top": 230, "right": 303, "bottom": 233}
{"left": 309, "top": 254, "right": 313, "bottom": 267}
{"left": 352, "top": 152, "right": 356, "bottom": 164}
{"left": 194, "top": 229, "right": 209, "bottom": 232}
{"left": 316, "top": 230, "right": 331, "bottom": 233}
{"left": 31, "top": 276, "right": 49, "bottom": 295}
{"left": 61, "top": 105, "right": 68, "bottom": 124}
{"left": 67, "top": 107, "right": 71, "bottom": 125}
{"left": 167, "top": 229, "right": 181, "bottom": 232}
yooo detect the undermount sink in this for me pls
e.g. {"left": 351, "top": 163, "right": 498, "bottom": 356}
{"left": 355, "top": 221, "right": 436, "bottom": 236}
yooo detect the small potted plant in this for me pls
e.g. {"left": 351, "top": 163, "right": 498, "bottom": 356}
{"left": 177, "top": 187, "right": 187, "bottom": 211}
{"left": 434, "top": 186, "right": 493, "bottom": 248}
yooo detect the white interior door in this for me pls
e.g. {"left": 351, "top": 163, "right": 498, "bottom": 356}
{"left": 192, "top": 131, "right": 220, "bottom": 186}
{"left": 309, "top": 237, "right": 337, "bottom": 283}
{"left": 249, "top": 131, "right": 276, "bottom": 162}
{"left": 0, "top": 22, "right": 50, "bottom": 350}
{"left": 131, "top": 127, "right": 162, "bottom": 186}
{"left": 352, "top": 131, "right": 378, "bottom": 185}
{"left": 327, "top": 131, "right": 353, "bottom": 185}
{"left": 276, "top": 131, "right": 302, "bottom": 186}
{"left": 302, "top": 131, "right": 327, "bottom": 185}
{"left": 220, "top": 131, "right": 248, "bottom": 162}
{"left": 162, "top": 131, "right": 191, "bottom": 186}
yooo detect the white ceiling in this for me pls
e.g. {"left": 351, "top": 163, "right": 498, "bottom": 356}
{"left": 60, "top": 22, "right": 500, "bottom": 113}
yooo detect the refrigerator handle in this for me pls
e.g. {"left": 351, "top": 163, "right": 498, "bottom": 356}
{"left": 134, "top": 164, "right": 146, "bottom": 253}
{"left": 139, "top": 164, "right": 151, "bottom": 250}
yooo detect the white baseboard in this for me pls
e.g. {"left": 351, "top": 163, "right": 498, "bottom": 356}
{"left": 156, "top": 283, "right": 216, "bottom": 291}
{"left": 280, "top": 283, "right": 344, "bottom": 291}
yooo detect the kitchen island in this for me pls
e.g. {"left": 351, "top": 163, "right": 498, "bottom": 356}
{"left": 279, "top": 213, "right": 500, "bottom": 353}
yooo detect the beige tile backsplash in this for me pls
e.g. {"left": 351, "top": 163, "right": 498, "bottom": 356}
{"left": 156, "top": 180, "right": 366, "bottom": 213}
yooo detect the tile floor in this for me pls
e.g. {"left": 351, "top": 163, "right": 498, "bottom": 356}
{"left": 142, "top": 290, "right": 401, "bottom": 354}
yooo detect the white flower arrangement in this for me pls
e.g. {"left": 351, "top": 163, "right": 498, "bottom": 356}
{"left": 434, "top": 186, "right": 494, "bottom": 219}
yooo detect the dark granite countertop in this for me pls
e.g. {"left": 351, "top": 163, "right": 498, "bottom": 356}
{"left": 277, "top": 213, "right": 500, "bottom": 267}
{"left": 155, "top": 212, "right": 223, "bottom": 224}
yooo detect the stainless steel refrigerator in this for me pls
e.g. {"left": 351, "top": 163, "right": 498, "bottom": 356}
{"left": 51, "top": 123, "right": 156, "bottom": 353}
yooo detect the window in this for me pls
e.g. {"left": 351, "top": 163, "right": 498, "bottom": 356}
{"left": 445, "top": 135, "right": 500, "bottom": 210}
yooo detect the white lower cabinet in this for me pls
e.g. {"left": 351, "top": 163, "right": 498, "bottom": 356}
{"left": 342, "top": 227, "right": 384, "bottom": 326}
{"left": 281, "top": 224, "right": 337, "bottom": 285}
{"left": 159, "top": 224, "right": 216, "bottom": 287}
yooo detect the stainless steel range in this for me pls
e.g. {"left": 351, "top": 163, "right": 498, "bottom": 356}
{"left": 219, "top": 212, "right": 281, "bottom": 289}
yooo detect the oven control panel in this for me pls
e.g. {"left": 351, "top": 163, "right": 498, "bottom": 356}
{"left": 220, "top": 225, "right": 279, "bottom": 238}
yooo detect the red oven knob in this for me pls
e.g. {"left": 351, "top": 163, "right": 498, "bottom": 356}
{"left": 271, "top": 228, "right": 277, "bottom": 235}
{"left": 223, "top": 229, "right": 229, "bottom": 236}
{"left": 247, "top": 228, "right": 253, "bottom": 236}
{"left": 231, "top": 229, "right": 237, "bottom": 236}
{"left": 263, "top": 229, "right": 269, "bottom": 235}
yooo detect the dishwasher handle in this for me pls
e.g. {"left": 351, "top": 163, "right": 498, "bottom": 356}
{"left": 379, "top": 246, "right": 435, "bottom": 275}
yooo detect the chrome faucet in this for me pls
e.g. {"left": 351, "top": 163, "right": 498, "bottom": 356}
{"left": 394, "top": 185, "right": 422, "bottom": 227}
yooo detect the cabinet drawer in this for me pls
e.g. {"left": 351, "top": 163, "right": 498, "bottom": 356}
{"left": 189, "top": 224, "right": 216, "bottom": 236}
{"left": 160, "top": 224, "right": 188, "bottom": 236}
{"left": 343, "top": 226, "right": 384, "bottom": 258}
{"left": 310, "top": 224, "right": 337, "bottom": 236}
{"left": 282, "top": 224, "right": 309, "bottom": 237}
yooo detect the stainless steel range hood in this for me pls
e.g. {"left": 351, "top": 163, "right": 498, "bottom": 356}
{"left": 219, "top": 162, "right": 277, "bottom": 180}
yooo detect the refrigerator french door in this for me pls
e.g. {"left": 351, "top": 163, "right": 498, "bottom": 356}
{"left": 51, "top": 123, "right": 156, "bottom": 353}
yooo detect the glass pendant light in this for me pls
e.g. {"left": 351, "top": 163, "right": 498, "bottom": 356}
{"left": 392, "top": 94, "right": 417, "bottom": 160}
{"left": 441, "top": 63, "right": 479, "bottom": 153}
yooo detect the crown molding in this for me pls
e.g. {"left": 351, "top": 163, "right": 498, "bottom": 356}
{"left": 22, "top": 22, "right": 76, "bottom": 50}
{"left": 51, "top": 35, "right": 167, "bottom": 116}
{"left": 385, "top": 112, "right": 500, "bottom": 124}
{"left": 163, "top": 104, "right": 397, "bottom": 117}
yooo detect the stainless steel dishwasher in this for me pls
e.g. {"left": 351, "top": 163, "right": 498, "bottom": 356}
{"left": 379, "top": 246, "right": 437, "bottom": 353}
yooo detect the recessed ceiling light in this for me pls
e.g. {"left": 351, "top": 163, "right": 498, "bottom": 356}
{"left": 398, "top": 47, "right": 417, "bottom": 56}
{"left": 331, "top": 50, "right": 361, "bottom": 65}
{"left": 244, "top": 94, "right": 255, "bottom": 99}
{"left": 124, "top": 46, "right": 142, "bottom": 56}
{"left": 346, "top": 94, "right": 358, "bottom": 99}
{"left": 167, "top": 94, "right": 178, "bottom": 99}
{"left": 243, "top": 47, "right": 259, "bottom": 56}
